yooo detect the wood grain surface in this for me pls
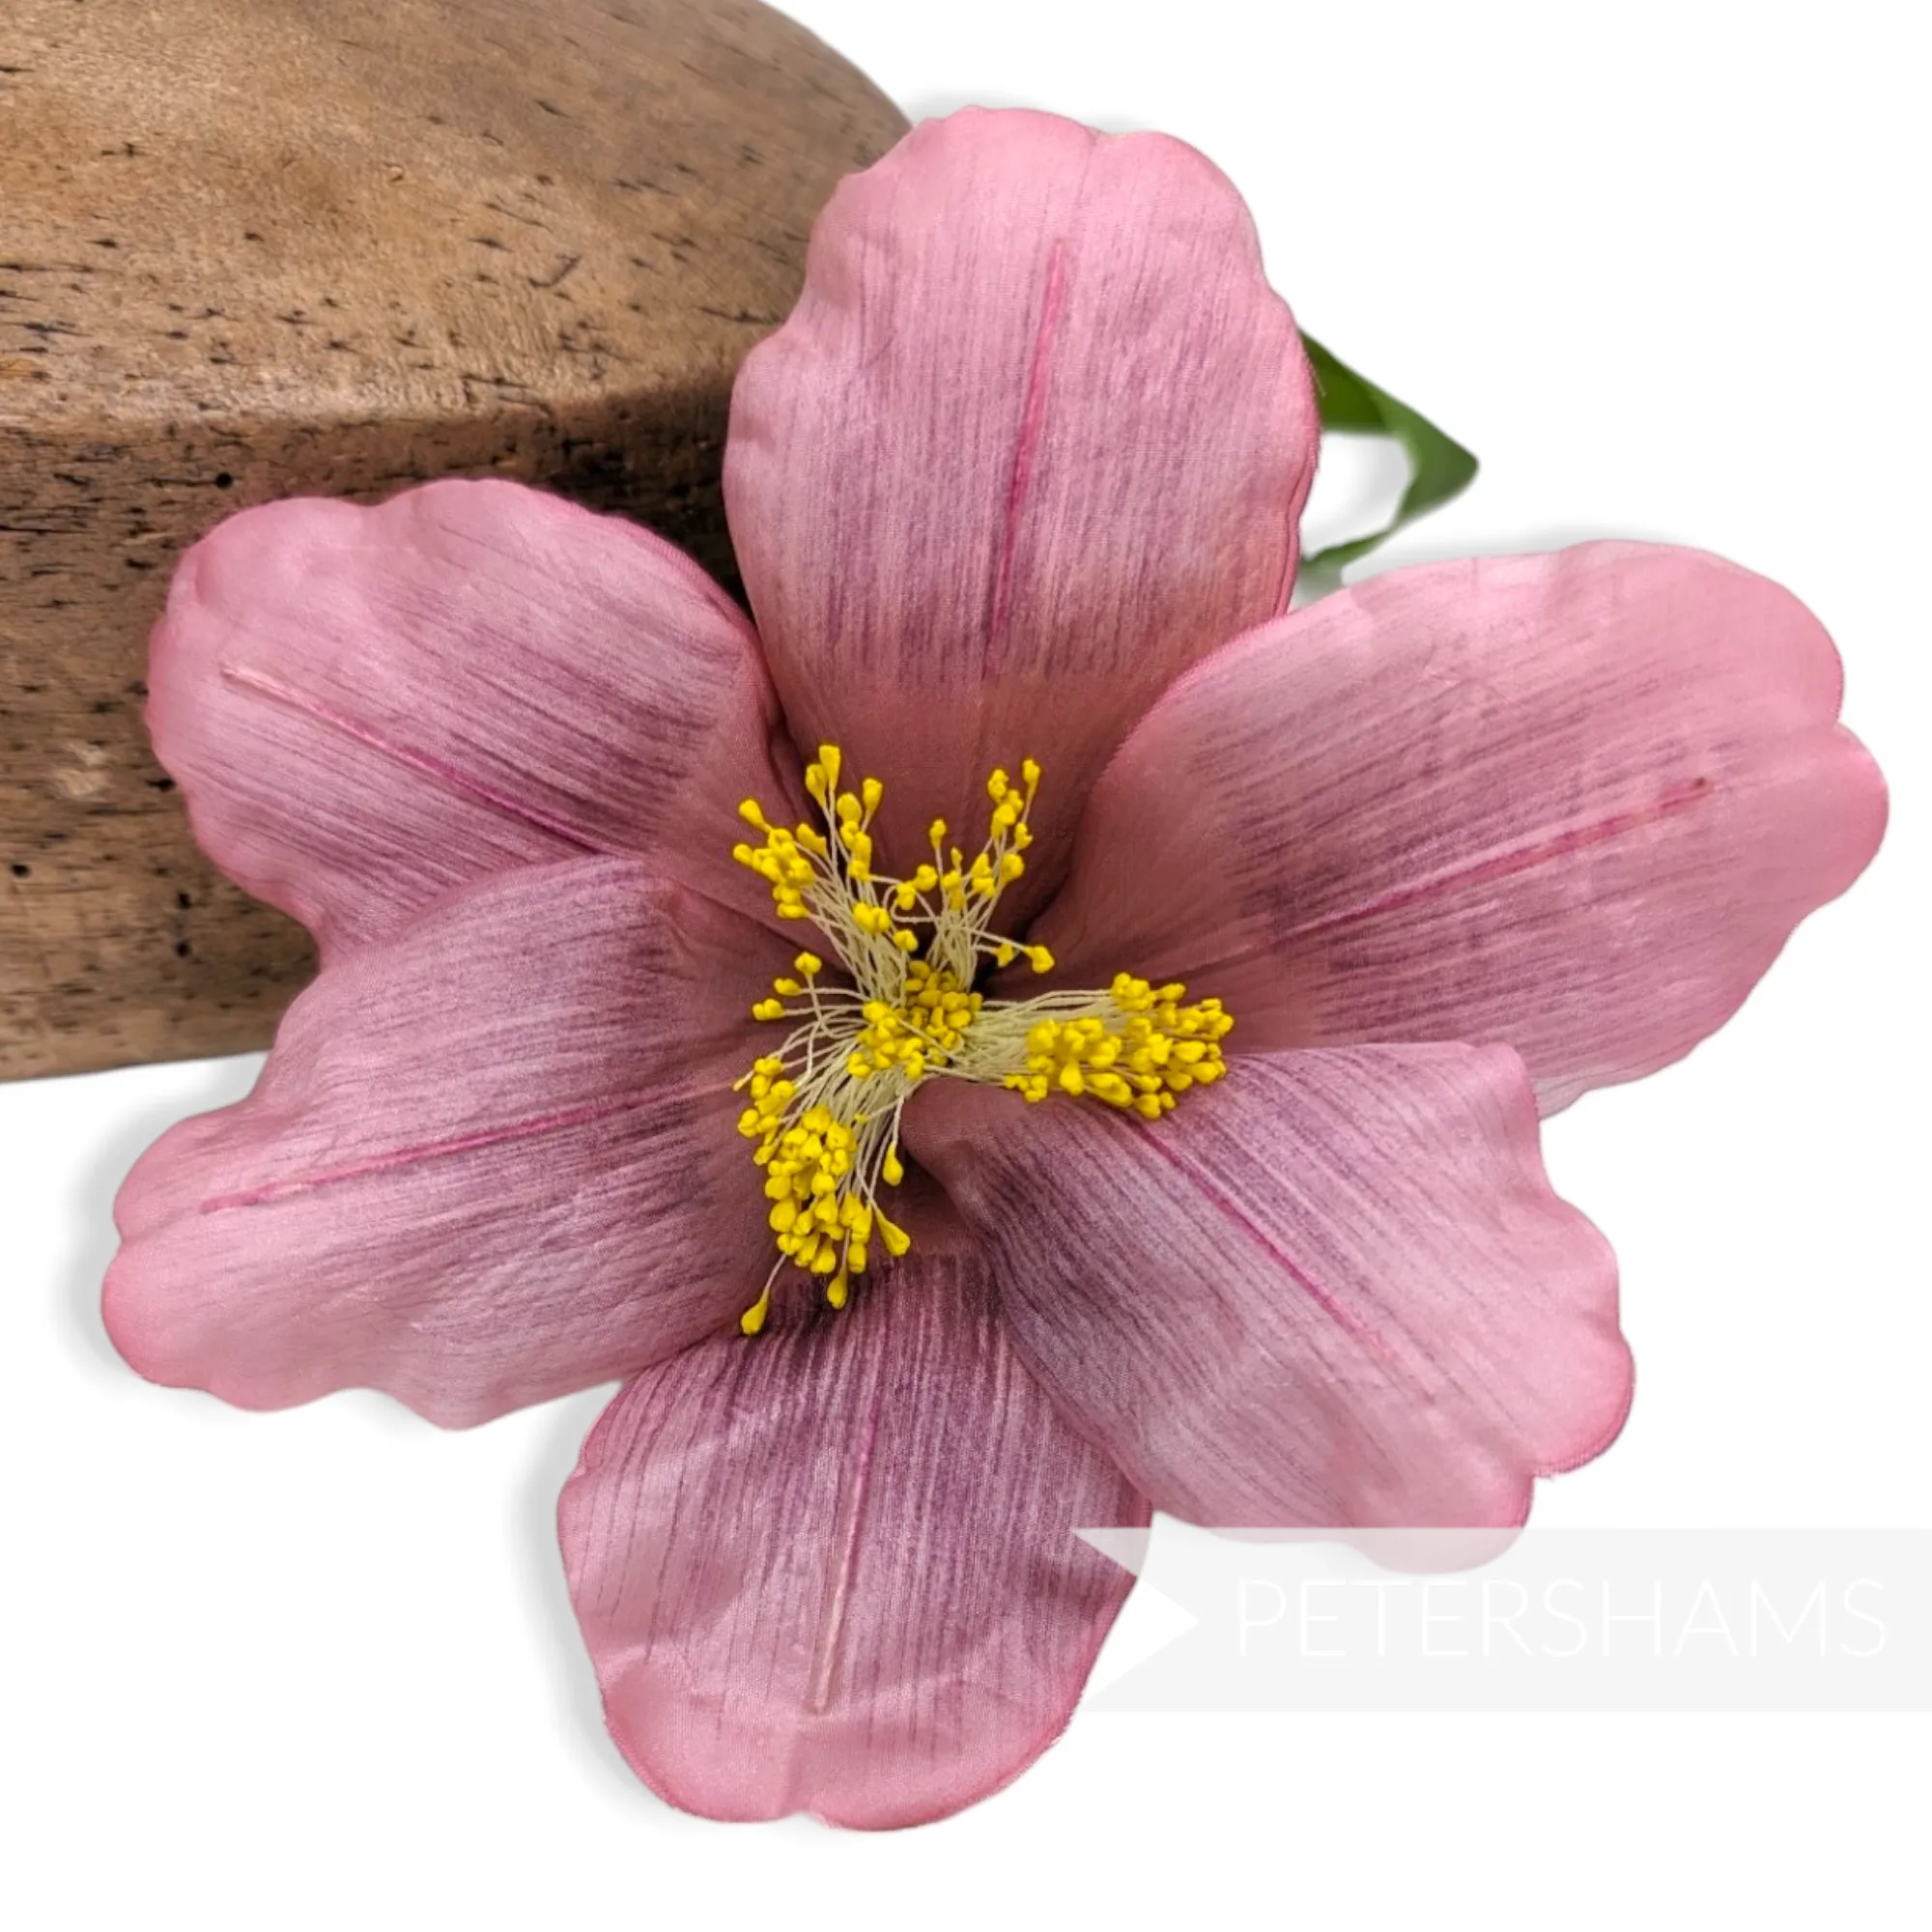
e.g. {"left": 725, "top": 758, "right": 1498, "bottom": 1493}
{"left": 0, "top": 0, "right": 905, "bottom": 1079}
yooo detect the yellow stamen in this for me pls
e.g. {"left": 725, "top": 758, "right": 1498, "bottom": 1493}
{"left": 727, "top": 749, "right": 1232, "bottom": 1330}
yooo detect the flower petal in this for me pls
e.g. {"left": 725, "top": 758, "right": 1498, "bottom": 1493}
{"left": 724, "top": 107, "right": 1318, "bottom": 902}
{"left": 906, "top": 1045, "right": 1631, "bottom": 1528}
{"left": 105, "top": 858, "right": 787, "bottom": 1426}
{"left": 558, "top": 1242, "right": 1148, "bottom": 1828}
{"left": 150, "top": 479, "right": 792, "bottom": 953}
{"left": 1036, "top": 544, "right": 1887, "bottom": 1111}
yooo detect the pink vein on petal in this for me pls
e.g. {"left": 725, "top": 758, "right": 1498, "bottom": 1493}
{"left": 986, "top": 237, "right": 1067, "bottom": 663}
{"left": 1133, "top": 1121, "right": 1390, "bottom": 1355}
{"left": 809, "top": 1358, "right": 884, "bottom": 1717}
{"left": 1276, "top": 776, "right": 1717, "bottom": 945}
{"left": 218, "top": 662, "right": 616, "bottom": 855}
{"left": 197, "top": 1092, "right": 656, "bottom": 1213}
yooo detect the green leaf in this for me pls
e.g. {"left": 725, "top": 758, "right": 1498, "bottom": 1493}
{"left": 1298, "top": 333, "right": 1479, "bottom": 591}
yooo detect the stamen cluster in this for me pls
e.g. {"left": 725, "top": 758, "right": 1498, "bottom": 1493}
{"left": 728, "top": 746, "right": 1232, "bottom": 1331}
{"left": 1003, "top": 975, "right": 1232, "bottom": 1115}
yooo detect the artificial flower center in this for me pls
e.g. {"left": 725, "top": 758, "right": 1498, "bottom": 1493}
{"left": 729, "top": 745, "right": 1232, "bottom": 1333}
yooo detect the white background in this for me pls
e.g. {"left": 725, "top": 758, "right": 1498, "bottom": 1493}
{"left": 6, "top": 0, "right": 1925, "bottom": 1923}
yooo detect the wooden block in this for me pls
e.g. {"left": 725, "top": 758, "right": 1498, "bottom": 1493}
{"left": 0, "top": 0, "right": 905, "bottom": 1079}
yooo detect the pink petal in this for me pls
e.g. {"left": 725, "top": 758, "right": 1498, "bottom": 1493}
{"left": 724, "top": 107, "right": 1318, "bottom": 906}
{"left": 150, "top": 479, "right": 792, "bottom": 954}
{"left": 105, "top": 859, "right": 788, "bottom": 1426}
{"left": 558, "top": 1243, "right": 1149, "bottom": 1829}
{"left": 1036, "top": 544, "right": 1887, "bottom": 1112}
{"left": 906, "top": 1045, "right": 1631, "bottom": 1528}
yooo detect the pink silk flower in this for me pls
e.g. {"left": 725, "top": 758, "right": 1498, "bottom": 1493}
{"left": 102, "top": 108, "right": 1887, "bottom": 1828}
